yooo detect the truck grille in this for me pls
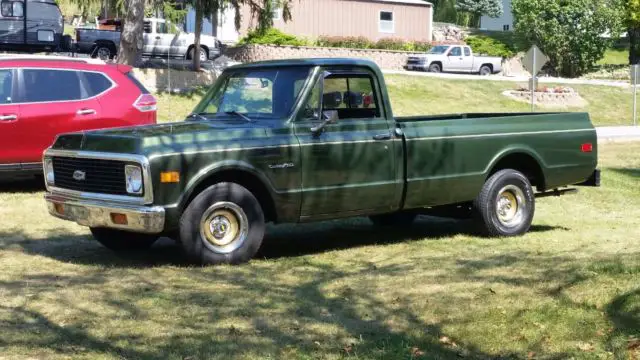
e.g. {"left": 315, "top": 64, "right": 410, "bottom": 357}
{"left": 407, "top": 57, "right": 426, "bottom": 65}
{"left": 52, "top": 157, "right": 133, "bottom": 196}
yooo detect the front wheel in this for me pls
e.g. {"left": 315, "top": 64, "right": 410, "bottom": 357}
{"left": 473, "top": 169, "right": 535, "bottom": 237}
{"left": 179, "top": 182, "right": 265, "bottom": 265}
{"left": 90, "top": 228, "right": 158, "bottom": 251}
{"left": 187, "top": 46, "right": 208, "bottom": 62}
{"left": 92, "top": 44, "right": 114, "bottom": 61}
{"left": 428, "top": 63, "right": 442, "bottom": 73}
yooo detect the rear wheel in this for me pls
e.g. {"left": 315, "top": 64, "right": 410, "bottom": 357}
{"left": 428, "top": 63, "right": 442, "bottom": 73}
{"left": 92, "top": 44, "right": 115, "bottom": 61}
{"left": 179, "top": 182, "right": 265, "bottom": 265}
{"left": 187, "top": 46, "right": 208, "bottom": 62}
{"left": 369, "top": 212, "right": 417, "bottom": 227}
{"left": 479, "top": 65, "right": 492, "bottom": 76}
{"left": 473, "top": 169, "right": 535, "bottom": 236}
{"left": 90, "top": 228, "right": 158, "bottom": 251}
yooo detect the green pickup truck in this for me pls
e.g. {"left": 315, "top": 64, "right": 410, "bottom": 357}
{"left": 43, "top": 58, "right": 600, "bottom": 265}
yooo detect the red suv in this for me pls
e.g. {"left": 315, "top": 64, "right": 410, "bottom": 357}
{"left": 0, "top": 56, "right": 157, "bottom": 181}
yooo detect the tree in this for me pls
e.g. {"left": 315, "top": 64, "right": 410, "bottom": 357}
{"left": 455, "top": 0, "right": 502, "bottom": 27}
{"left": 512, "top": 0, "right": 623, "bottom": 77}
{"left": 624, "top": 0, "right": 640, "bottom": 64}
{"left": 117, "top": 0, "right": 145, "bottom": 65}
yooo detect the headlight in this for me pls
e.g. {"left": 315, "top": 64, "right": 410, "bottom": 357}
{"left": 125, "top": 165, "right": 143, "bottom": 194}
{"left": 44, "top": 158, "right": 54, "bottom": 185}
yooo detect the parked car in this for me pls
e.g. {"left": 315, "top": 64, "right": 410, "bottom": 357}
{"left": 0, "top": 0, "right": 72, "bottom": 53}
{"left": 0, "top": 55, "right": 157, "bottom": 181}
{"left": 406, "top": 45, "right": 503, "bottom": 75}
{"left": 43, "top": 58, "right": 599, "bottom": 265}
{"left": 75, "top": 18, "right": 222, "bottom": 62}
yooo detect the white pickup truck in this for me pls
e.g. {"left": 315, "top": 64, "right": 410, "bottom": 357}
{"left": 406, "top": 45, "right": 502, "bottom": 75}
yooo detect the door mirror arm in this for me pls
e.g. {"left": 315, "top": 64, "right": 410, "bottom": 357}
{"left": 310, "top": 110, "right": 338, "bottom": 134}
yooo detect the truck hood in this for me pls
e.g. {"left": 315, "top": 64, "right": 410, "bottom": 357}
{"left": 50, "top": 120, "right": 270, "bottom": 156}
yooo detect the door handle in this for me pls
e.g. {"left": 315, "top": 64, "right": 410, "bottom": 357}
{"left": 77, "top": 109, "right": 96, "bottom": 115}
{"left": 155, "top": 36, "right": 161, "bottom": 40}
{"left": 0, "top": 114, "right": 17, "bottom": 121}
{"left": 373, "top": 133, "right": 392, "bottom": 140}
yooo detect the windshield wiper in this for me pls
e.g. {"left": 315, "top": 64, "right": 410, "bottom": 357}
{"left": 187, "top": 112, "right": 210, "bottom": 121}
{"left": 225, "top": 111, "right": 253, "bottom": 123}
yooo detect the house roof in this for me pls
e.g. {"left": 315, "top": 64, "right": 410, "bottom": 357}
{"left": 369, "top": 0, "right": 432, "bottom": 6}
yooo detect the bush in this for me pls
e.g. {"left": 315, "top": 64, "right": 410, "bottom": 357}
{"left": 465, "top": 35, "right": 514, "bottom": 58}
{"left": 316, "top": 36, "right": 373, "bottom": 49}
{"left": 238, "top": 28, "right": 306, "bottom": 46}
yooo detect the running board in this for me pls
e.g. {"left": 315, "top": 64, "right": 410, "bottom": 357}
{"left": 535, "top": 188, "right": 578, "bottom": 198}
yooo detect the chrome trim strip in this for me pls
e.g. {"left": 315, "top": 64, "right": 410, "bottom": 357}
{"left": 43, "top": 149, "right": 154, "bottom": 205}
{"left": 406, "top": 128, "right": 595, "bottom": 141}
{"left": 45, "top": 193, "right": 165, "bottom": 234}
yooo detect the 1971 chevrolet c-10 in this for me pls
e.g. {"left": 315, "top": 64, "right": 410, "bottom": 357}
{"left": 43, "top": 58, "right": 600, "bottom": 265}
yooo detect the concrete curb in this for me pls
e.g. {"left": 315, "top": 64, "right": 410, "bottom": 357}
{"left": 596, "top": 126, "right": 640, "bottom": 143}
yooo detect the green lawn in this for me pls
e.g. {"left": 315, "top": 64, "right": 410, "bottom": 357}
{"left": 156, "top": 75, "right": 638, "bottom": 127}
{"left": 599, "top": 48, "right": 629, "bottom": 66}
{"left": 0, "top": 141, "right": 639, "bottom": 359}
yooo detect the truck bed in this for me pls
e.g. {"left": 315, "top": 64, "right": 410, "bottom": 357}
{"left": 396, "top": 112, "right": 565, "bottom": 122}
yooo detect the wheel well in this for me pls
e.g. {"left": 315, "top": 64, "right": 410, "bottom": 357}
{"left": 187, "top": 44, "right": 209, "bottom": 57}
{"left": 430, "top": 61, "right": 442, "bottom": 68}
{"left": 183, "top": 169, "right": 277, "bottom": 222}
{"left": 94, "top": 40, "right": 116, "bottom": 50}
{"left": 481, "top": 64, "right": 493, "bottom": 72}
{"left": 488, "top": 153, "right": 545, "bottom": 191}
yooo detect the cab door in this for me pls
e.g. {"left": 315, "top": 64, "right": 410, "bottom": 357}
{"left": 293, "top": 68, "right": 398, "bottom": 218}
{"left": 445, "top": 46, "right": 464, "bottom": 71}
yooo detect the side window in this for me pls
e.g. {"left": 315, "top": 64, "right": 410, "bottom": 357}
{"left": 0, "top": 69, "right": 13, "bottom": 104}
{"left": 297, "top": 78, "right": 321, "bottom": 121}
{"left": 82, "top": 72, "right": 113, "bottom": 97}
{"left": 464, "top": 47, "right": 471, "bottom": 56}
{"left": 143, "top": 21, "right": 152, "bottom": 33}
{"left": 156, "top": 22, "right": 167, "bottom": 34}
{"left": 1, "top": 1, "right": 23, "bottom": 17}
{"left": 298, "top": 73, "right": 381, "bottom": 121}
{"left": 449, "top": 47, "right": 462, "bottom": 56}
{"left": 22, "top": 69, "right": 84, "bottom": 103}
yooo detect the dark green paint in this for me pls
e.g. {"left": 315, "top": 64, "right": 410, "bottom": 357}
{"left": 51, "top": 58, "right": 598, "bottom": 232}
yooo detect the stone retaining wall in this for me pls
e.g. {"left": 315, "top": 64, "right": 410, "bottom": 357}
{"left": 131, "top": 68, "right": 217, "bottom": 92}
{"left": 226, "top": 44, "right": 422, "bottom": 70}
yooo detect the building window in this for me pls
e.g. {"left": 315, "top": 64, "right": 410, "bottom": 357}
{"left": 272, "top": 0, "right": 282, "bottom": 20}
{"left": 503, "top": 24, "right": 510, "bottom": 31}
{"left": 379, "top": 11, "right": 394, "bottom": 33}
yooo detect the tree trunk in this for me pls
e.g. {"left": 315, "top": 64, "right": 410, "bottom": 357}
{"left": 630, "top": 26, "right": 640, "bottom": 65}
{"left": 117, "top": 0, "right": 144, "bottom": 65}
{"left": 193, "top": 0, "right": 203, "bottom": 71}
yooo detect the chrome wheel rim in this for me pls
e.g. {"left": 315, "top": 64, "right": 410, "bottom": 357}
{"left": 199, "top": 202, "right": 248, "bottom": 254}
{"left": 97, "top": 47, "right": 111, "bottom": 60}
{"left": 199, "top": 49, "right": 207, "bottom": 62}
{"left": 496, "top": 185, "right": 526, "bottom": 227}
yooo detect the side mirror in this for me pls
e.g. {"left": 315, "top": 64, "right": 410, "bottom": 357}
{"left": 310, "top": 110, "right": 338, "bottom": 134}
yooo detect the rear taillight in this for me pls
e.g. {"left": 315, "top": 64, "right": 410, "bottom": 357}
{"left": 581, "top": 143, "right": 593, "bottom": 153}
{"left": 133, "top": 94, "right": 157, "bottom": 112}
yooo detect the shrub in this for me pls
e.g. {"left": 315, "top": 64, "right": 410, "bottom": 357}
{"left": 316, "top": 36, "right": 372, "bottom": 49}
{"left": 465, "top": 35, "right": 514, "bottom": 58}
{"left": 238, "top": 28, "right": 306, "bottom": 46}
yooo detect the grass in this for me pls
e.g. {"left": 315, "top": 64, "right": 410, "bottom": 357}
{"left": 599, "top": 48, "right": 628, "bottom": 66}
{"left": 1, "top": 142, "right": 639, "bottom": 359}
{"left": 155, "top": 75, "right": 637, "bottom": 126}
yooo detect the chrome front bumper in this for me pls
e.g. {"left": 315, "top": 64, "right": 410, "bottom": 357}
{"left": 45, "top": 193, "right": 165, "bottom": 234}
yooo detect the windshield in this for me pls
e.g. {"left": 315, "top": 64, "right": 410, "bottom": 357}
{"left": 427, "top": 45, "right": 450, "bottom": 54}
{"left": 194, "top": 67, "right": 312, "bottom": 121}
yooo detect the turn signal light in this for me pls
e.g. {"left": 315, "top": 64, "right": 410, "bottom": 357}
{"left": 111, "top": 213, "right": 128, "bottom": 225}
{"left": 581, "top": 143, "right": 593, "bottom": 153}
{"left": 160, "top": 171, "right": 180, "bottom": 183}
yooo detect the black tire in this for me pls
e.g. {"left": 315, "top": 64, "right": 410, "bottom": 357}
{"left": 187, "top": 46, "right": 208, "bottom": 62}
{"left": 179, "top": 182, "right": 265, "bottom": 265}
{"left": 428, "top": 63, "right": 442, "bottom": 73}
{"left": 90, "top": 227, "right": 158, "bottom": 251}
{"left": 92, "top": 44, "right": 115, "bottom": 60}
{"left": 473, "top": 169, "right": 535, "bottom": 237}
{"left": 60, "top": 35, "right": 73, "bottom": 52}
{"left": 479, "top": 65, "right": 492, "bottom": 76}
{"left": 369, "top": 212, "right": 417, "bottom": 227}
